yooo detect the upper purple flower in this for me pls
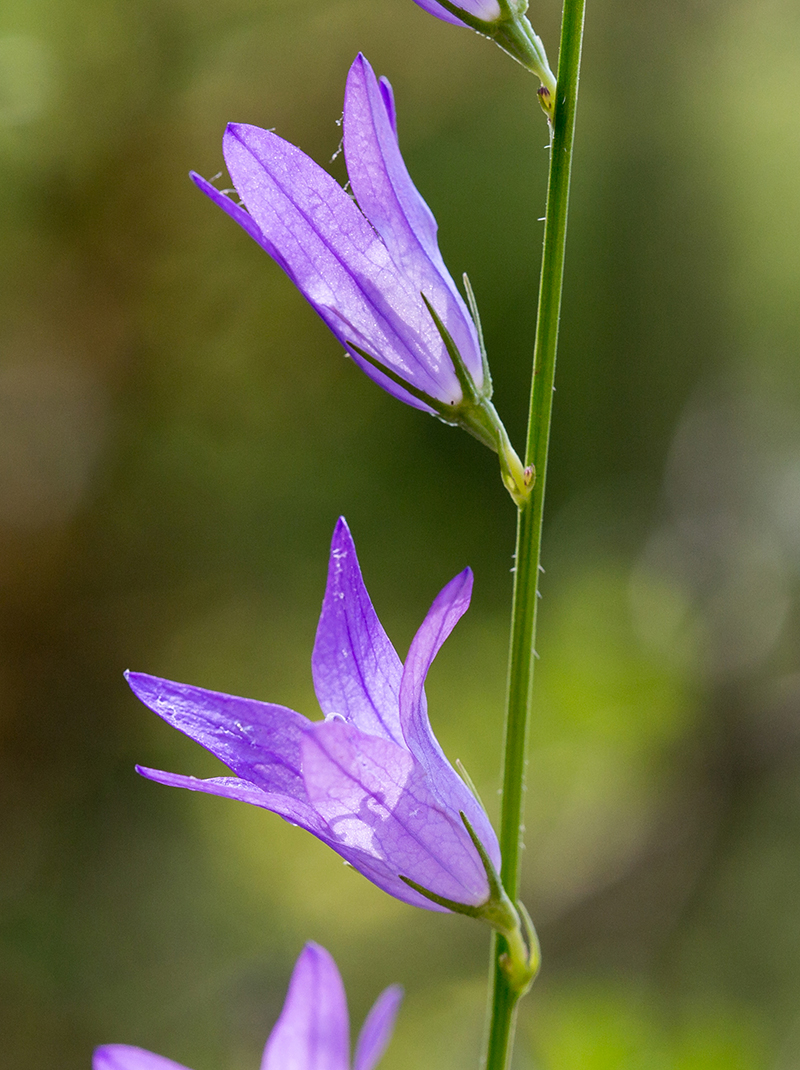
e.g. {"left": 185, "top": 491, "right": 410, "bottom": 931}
{"left": 94, "top": 941, "right": 402, "bottom": 1070}
{"left": 192, "top": 53, "right": 483, "bottom": 415}
{"left": 407, "top": 0, "right": 556, "bottom": 115}
{"left": 130, "top": 518, "right": 501, "bottom": 912}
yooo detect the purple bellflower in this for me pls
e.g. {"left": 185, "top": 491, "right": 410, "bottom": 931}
{"left": 191, "top": 54, "right": 530, "bottom": 504}
{"left": 93, "top": 942, "right": 402, "bottom": 1070}
{"left": 131, "top": 517, "right": 496, "bottom": 911}
{"left": 409, "top": 0, "right": 556, "bottom": 113}
{"left": 129, "top": 520, "right": 536, "bottom": 981}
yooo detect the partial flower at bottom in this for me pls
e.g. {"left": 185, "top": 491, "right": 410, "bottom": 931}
{"left": 93, "top": 942, "right": 402, "bottom": 1070}
{"left": 129, "top": 517, "right": 502, "bottom": 913}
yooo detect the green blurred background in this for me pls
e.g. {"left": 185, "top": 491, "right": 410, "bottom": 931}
{"left": 2, "top": 0, "right": 800, "bottom": 1066}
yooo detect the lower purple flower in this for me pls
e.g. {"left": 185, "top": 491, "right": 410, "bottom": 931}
{"left": 93, "top": 942, "right": 402, "bottom": 1070}
{"left": 129, "top": 518, "right": 501, "bottom": 913}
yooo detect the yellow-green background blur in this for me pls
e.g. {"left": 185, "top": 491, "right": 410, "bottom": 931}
{"left": 2, "top": 0, "right": 800, "bottom": 1066}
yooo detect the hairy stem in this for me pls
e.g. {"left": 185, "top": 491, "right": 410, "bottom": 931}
{"left": 482, "top": 0, "right": 586, "bottom": 1066}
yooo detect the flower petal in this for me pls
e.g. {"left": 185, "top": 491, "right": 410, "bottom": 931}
{"left": 190, "top": 172, "right": 292, "bottom": 276}
{"left": 312, "top": 517, "right": 403, "bottom": 744}
{"left": 302, "top": 719, "right": 489, "bottom": 906}
{"left": 353, "top": 986, "right": 403, "bottom": 1070}
{"left": 411, "top": 0, "right": 463, "bottom": 25}
{"left": 411, "top": 0, "right": 502, "bottom": 25}
{"left": 134, "top": 767, "right": 329, "bottom": 836}
{"left": 398, "top": 568, "right": 472, "bottom": 768}
{"left": 377, "top": 76, "right": 397, "bottom": 138}
{"left": 221, "top": 123, "right": 456, "bottom": 408}
{"left": 261, "top": 943, "right": 349, "bottom": 1070}
{"left": 125, "top": 672, "right": 309, "bottom": 798}
{"left": 343, "top": 55, "right": 483, "bottom": 390}
{"left": 93, "top": 1046, "right": 191, "bottom": 1070}
{"left": 345, "top": 56, "right": 439, "bottom": 264}
{"left": 399, "top": 570, "right": 501, "bottom": 871}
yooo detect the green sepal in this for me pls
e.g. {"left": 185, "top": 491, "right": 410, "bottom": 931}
{"left": 456, "top": 757, "right": 488, "bottom": 814}
{"left": 345, "top": 340, "right": 448, "bottom": 413}
{"left": 420, "top": 292, "right": 479, "bottom": 406}
{"left": 462, "top": 272, "right": 492, "bottom": 397}
{"left": 420, "top": 294, "right": 532, "bottom": 506}
{"left": 398, "top": 874, "right": 483, "bottom": 918}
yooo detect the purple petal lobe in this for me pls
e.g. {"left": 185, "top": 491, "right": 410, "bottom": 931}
{"left": 345, "top": 57, "right": 439, "bottom": 261}
{"left": 377, "top": 76, "right": 397, "bottom": 138}
{"left": 125, "top": 672, "right": 309, "bottom": 798}
{"left": 302, "top": 719, "right": 490, "bottom": 905}
{"left": 411, "top": 0, "right": 463, "bottom": 24}
{"left": 312, "top": 517, "right": 403, "bottom": 744}
{"left": 262, "top": 943, "right": 349, "bottom": 1070}
{"left": 221, "top": 123, "right": 456, "bottom": 408}
{"left": 190, "top": 172, "right": 289, "bottom": 271}
{"left": 343, "top": 56, "right": 483, "bottom": 390}
{"left": 353, "top": 986, "right": 403, "bottom": 1070}
{"left": 411, "top": 0, "right": 502, "bottom": 25}
{"left": 398, "top": 570, "right": 501, "bottom": 872}
{"left": 93, "top": 1047, "right": 191, "bottom": 1070}
{"left": 398, "top": 568, "right": 473, "bottom": 764}
{"left": 134, "top": 767, "right": 328, "bottom": 836}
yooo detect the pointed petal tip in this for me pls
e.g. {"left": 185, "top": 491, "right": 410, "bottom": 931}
{"left": 223, "top": 121, "right": 267, "bottom": 145}
{"left": 292, "top": 942, "right": 340, "bottom": 984}
{"left": 458, "top": 566, "right": 474, "bottom": 596}
{"left": 189, "top": 171, "right": 217, "bottom": 195}
{"left": 377, "top": 75, "right": 397, "bottom": 132}
{"left": 434, "top": 566, "right": 474, "bottom": 610}
{"left": 330, "top": 515, "right": 356, "bottom": 554}
{"left": 298, "top": 939, "right": 330, "bottom": 962}
{"left": 134, "top": 764, "right": 159, "bottom": 780}
{"left": 381, "top": 982, "right": 404, "bottom": 1005}
{"left": 222, "top": 122, "right": 250, "bottom": 150}
{"left": 134, "top": 764, "right": 197, "bottom": 790}
{"left": 125, "top": 670, "right": 160, "bottom": 700}
{"left": 346, "top": 52, "right": 379, "bottom": 104}
{"left": 350, "top": 51, "right": 370, "bottom": 73}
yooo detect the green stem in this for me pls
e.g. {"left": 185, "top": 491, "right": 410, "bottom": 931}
{"left": 482, "top": 0, "right": 586, "bottom": 1067}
